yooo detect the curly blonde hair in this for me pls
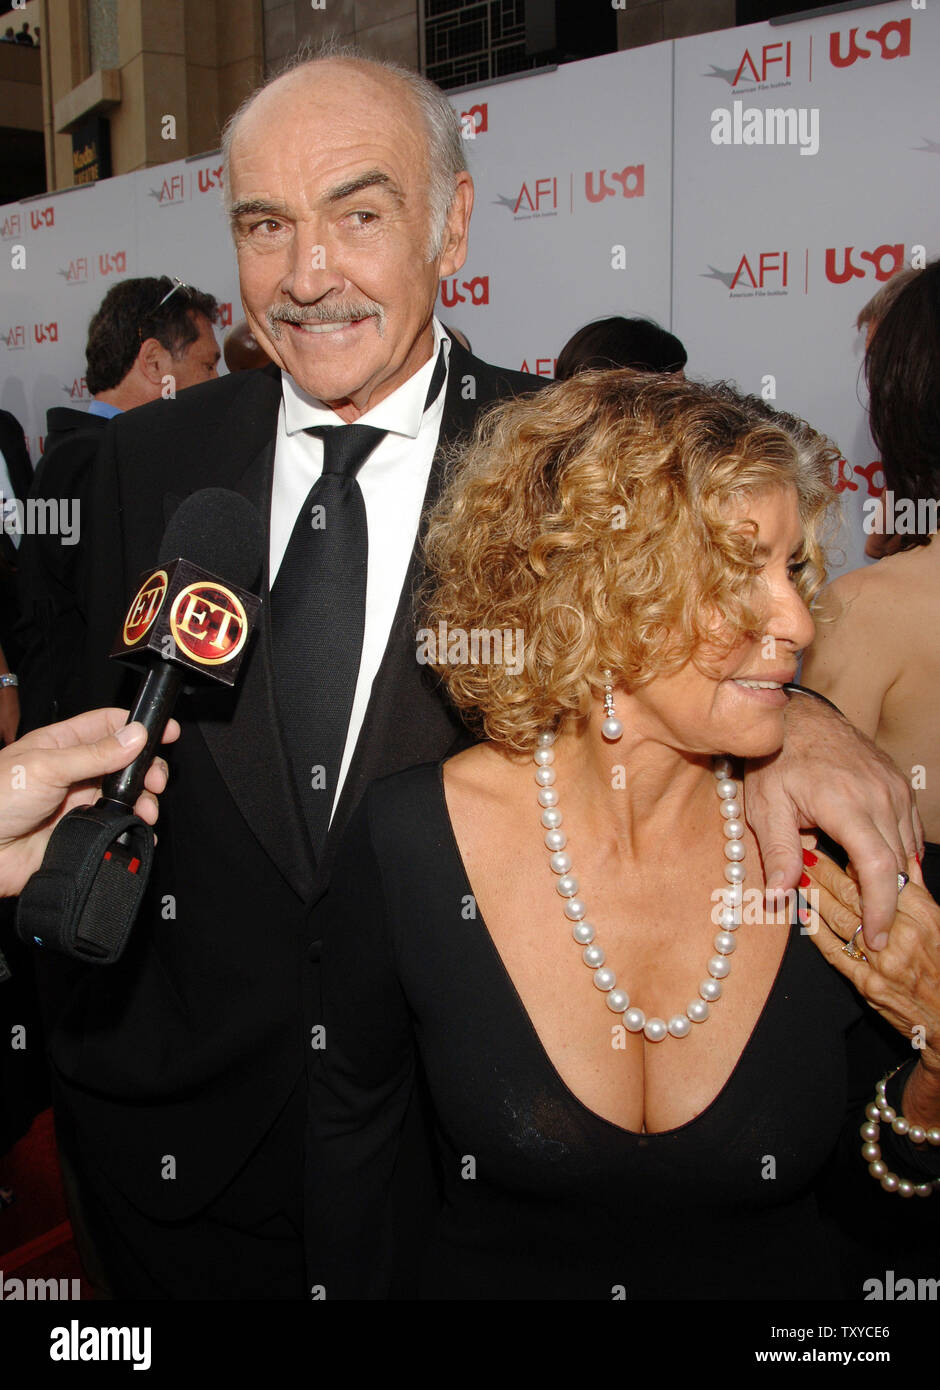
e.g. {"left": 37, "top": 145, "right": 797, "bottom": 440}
{"left": 421, "top": 370, "right": 840, "bottom": 752}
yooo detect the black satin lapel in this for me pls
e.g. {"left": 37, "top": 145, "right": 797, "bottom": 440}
{"left": 196, "top": 438, "right": 316, "bottom": 901}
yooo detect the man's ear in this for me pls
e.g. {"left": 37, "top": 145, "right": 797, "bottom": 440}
{"left": 135, "top": 336, "right": 168, "bottom": 387}
{"left": 438, "top": 172, "right": 474, "bottom": 280}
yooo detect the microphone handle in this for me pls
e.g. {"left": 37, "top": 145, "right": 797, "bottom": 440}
{"left": 100, "top": 663, "right": 186, "bottom": 808}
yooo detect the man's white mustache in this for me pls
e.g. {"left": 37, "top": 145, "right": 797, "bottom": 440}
{"left": 266, "top": 304, "right": 385, "bottom": 335}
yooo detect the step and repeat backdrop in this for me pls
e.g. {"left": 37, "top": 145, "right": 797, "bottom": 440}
{"left": 1, "top": 0, "right": 936, "bottom": 572}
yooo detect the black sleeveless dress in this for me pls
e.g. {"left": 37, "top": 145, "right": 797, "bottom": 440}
{"left": 308, "top": 762, "right": 939, "bottom": 1300}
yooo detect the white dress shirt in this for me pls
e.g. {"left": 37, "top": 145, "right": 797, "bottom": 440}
{"left": 0, "top": 446, "right": 18, "bottom": 548}
{"left": 269, "top": 317, "right": 452, "bottom": 826}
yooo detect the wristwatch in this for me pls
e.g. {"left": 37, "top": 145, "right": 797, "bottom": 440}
{"left": 0, "top": 673, "right": 18, "bottom": 688}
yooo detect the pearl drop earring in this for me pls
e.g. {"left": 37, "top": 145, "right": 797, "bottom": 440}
{"left": 601, "top": 670, "right": 623, "bottom": 741}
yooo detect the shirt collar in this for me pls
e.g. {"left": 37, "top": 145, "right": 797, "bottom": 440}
{"left": 88, "top": 400, "right": 123, "bottom": 419}
{"left": 281, "top": 317, "right": 451, "bottom": 440}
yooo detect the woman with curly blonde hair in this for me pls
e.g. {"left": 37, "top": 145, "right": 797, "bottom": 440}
{"left": 309, "top": 372, "right": 940, "bottom": 1300}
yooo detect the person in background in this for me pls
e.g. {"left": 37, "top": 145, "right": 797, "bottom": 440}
{"left": 1, "top": 29, "right": 15, "bottom": 43}
{"left": 854, "top": 268, "right": 919, "bottom": 562}
{"left": 555, "top": 315, "right": 687, "bottom": 380}
{"left": 14, "top": 22, "right": 34, "bottom": 45}
{"left": 222, "top": 318, "right": 271, "bottom": 373}
{"left": 14, "top": 277, "right": 220, "bottom": 734}
{"left": 856, "top": 267, "right": 918, "bottom": 351}
{"left": 803, "top": 261, "right": 940, "bottom": 899}
{"left": 0, "top": 406, "right": 33, "bottom": 743}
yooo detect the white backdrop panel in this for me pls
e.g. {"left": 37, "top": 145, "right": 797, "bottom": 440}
{"left": 672, "top": 0, "right": 939, "bottom": 571}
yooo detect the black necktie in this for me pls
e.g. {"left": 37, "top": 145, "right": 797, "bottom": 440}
{"left": 270, "top": 343, "right": 448, "bottom": 857}
{"left": 270, "top": 423, "right": 385, "bottom": 857}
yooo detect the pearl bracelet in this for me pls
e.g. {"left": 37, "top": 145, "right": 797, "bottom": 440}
{"left": 859, "top": 1062, "right": 940, "bottom": 1197}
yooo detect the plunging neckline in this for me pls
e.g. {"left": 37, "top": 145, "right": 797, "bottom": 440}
{"left": 435, "top": 759, "right": 796, "bottom": 1139}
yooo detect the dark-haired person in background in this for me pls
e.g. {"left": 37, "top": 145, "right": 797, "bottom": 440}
{"left": 0, "top": 406, "right": 33, "bottom": 743}
{"left": 223, "top": 318, "right": 271, "bottom": 373}
{"left": 853, "top": 269, "right": 919, "bottom": 562}
{"left": 804, "top": 260, "right": 940, "bottom": 899}
{"left": 14, "top": 276, "right": 219, "bottom": 734}
{"left": 555, "top": 315, "right": 687, "bottom": 380}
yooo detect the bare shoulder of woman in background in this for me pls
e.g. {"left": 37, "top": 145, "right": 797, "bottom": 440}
{"left": 804, "top": 537, "right": 940, "bottom": 835}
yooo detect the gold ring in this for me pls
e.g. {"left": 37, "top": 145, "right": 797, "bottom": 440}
{"left": 841, "top": 923, "right": 869, "bottom": 963}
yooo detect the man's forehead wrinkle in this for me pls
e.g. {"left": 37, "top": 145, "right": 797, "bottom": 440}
{"left": 233, "top": 67, "right": 430, "bottom": 183}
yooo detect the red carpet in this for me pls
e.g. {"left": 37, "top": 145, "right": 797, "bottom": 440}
{"left": 0, "top": 1108, "right": 91, "bottom": 1297}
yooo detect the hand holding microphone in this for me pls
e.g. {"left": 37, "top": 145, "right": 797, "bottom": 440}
{"left": 0, "top": 708, "right": 180, "bottom": 899}
{"left": 15, "top": 488, "right": 264, "bottom": 963}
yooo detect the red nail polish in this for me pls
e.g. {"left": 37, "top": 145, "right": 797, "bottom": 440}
{"left": 802, "top": 849, "right": 818, "bottom": 866}
{"left": 799, "top": 873, "right": 811, "bottom": 888}
{"left": 798, "top": 907, "right": 811, "bottom": 924}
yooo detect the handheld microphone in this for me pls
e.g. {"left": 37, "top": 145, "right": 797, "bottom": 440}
{"left": 16, "top": 488, "right": 264, "bottom": 964}
{"left": 100, "top": 488, "right": 264, "bottom": 810}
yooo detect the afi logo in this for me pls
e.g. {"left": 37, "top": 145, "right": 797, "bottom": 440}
{"left": 733, "top": 41, "right": 791, "bottom": 86}
{"left": 151, "top": 175, "right": 186, "bottom": 204}
{"left": 1, "top": 213, "right": 21, "bottom": 239}
{"left": 514, "top": 178, "right": 557, "bottom": 215}
{"left": 585, "top": 165, "right": 644, "bottom": 203}
{"left": 33, "top": 322, "right": 59, "bottom": 344}
{"left": 731, "top": 251, "right": 789, "bottom": 290}
{"left": 218, "top": 302, "right": 233, "bottom": 328}
{"left": 197, "top": 164, "right": 224, "bottom": 193}
{"left": 459, "top": 102, "right": 487, "bottom": 135}
{"left": 825, "top": 243, "right": 903, "bottom": 285}
{"left": 58, "top": 258, "right": 89, "bottom": 284}
{"left": 66, "top": 377, "right": 89, "bottom": 400}
{"left": 519, "top": 357, "right": 556, "bottom": 377}
{"left": 29, "top": 207, "right": 54, "bottom": 230}
{"left": 830, "top": 19, "right": 910, "bottom": 68}
{"left": 3, "top": 326, "right": 26, "bottom": 350}
{"left": 98, "top": 251, "right": 127, "bottom": 276}
{"left": 440, "top": 276, "right": 489, "bottom": 308}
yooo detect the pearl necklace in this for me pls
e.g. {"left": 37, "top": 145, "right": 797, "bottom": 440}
{"left": 534, "top": 732, "right": 745, "bottom": 1042}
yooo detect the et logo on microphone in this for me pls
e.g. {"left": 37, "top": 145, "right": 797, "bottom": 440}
{"left": 170, "top": 582, "right": 248, "bottom": 665}
{"left": 123, "top": 570, "right": 168, "bottom": 646}
{"left": 110, "top": 558, "right": 260, "bottom": 687}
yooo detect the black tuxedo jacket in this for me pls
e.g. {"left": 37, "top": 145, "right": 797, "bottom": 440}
{"left": 15, "top": 407, "right": 110, "bottom": 731}
{"left": 0, "top": 407, "right": 32, "bottom": 665}
{"left": 41, "top": 345, "right": 543, "bottom": 1220}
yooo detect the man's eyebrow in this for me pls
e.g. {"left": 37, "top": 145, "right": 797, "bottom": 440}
{"left": 322, "top": 171, "right": 404, "bottom": 206}
{"left": 229, "top": 198, "right": 291, "bottom": 221}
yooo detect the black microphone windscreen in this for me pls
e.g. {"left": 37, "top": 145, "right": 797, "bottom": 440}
{"left": 158, "top": 488, "right": 264, "bottom": 592}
